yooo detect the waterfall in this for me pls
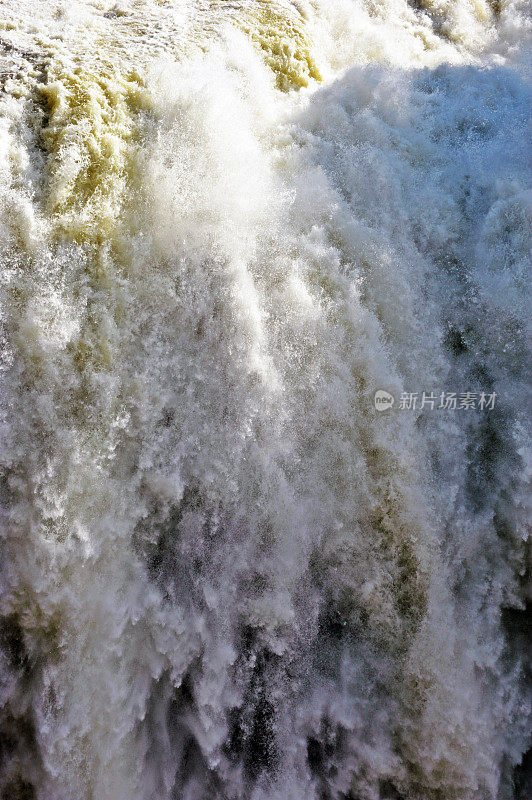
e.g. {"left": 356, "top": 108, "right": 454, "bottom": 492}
{"left": 0, "top": 2, "right": 530, "bottom": 798}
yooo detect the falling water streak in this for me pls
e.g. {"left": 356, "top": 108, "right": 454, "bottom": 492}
{"left": 0, "top": 2, "right": 530, "bottom": 799}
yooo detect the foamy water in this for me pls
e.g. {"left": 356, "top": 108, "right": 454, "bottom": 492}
{"left": 0, "top": 2, "right": 530, "bottom": 799}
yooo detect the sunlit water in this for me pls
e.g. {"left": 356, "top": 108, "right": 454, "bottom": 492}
{"left": 0, "top": 2, "right": 530, "bottom": 799}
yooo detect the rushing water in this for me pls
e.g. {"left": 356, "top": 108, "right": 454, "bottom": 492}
{"left": 0, "top": 2, "right": 530, "bottom": 799}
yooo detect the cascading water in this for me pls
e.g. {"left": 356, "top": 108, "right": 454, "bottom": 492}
{"left": 0, "top": 2, "right": 530, "bottom": 799}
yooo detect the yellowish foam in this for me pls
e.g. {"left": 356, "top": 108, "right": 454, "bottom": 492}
{"left": 233, "top": 2, "right": 321, "bottom": 89}
{"left": 39, "top": 66, "right": 150, "bottom": 242}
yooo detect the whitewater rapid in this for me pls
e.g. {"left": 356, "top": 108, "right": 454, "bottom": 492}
{"left": 0, "top": 2, "right": 530, "bottom": 799}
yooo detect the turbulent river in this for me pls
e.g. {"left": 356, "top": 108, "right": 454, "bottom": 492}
{"left": 0, "top": 2, "right": 530, "bottom": 799}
